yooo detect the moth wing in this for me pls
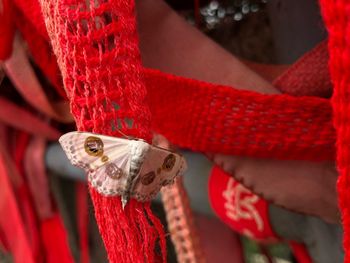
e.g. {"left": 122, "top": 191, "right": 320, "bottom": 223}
{"left": 88, "top": 154, "right": 131, "bottom": 196}
{"left": 59, "top": 131, "right": 131, "bottom": 171}
{"left": 132, "top": 146, "right": 187, "bottom": 201}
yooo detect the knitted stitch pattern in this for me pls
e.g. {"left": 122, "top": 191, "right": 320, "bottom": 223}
{"left": 145, "top": 69, "right": 335, "bottom": 161}
{"left": 38, "top": 0, "right": 165, "bottom": 262}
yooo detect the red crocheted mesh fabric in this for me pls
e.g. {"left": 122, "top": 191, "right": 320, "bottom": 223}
{"left": 38, "top": 0, "right": 165, "bottom": 262}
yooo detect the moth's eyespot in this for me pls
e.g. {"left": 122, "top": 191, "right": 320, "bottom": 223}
{"left": 141, "top": 171, "right": 156, "bottom": 185}
{"left": 162, "top": 154, "right": 176, "bottom": 171}
{"left": 105, "top": 163, "right": 123, "bottom": 179}
{"left": 101, "top": 155, "right": 109, "bottom": 162}
{"left": 84, "top": 136, "right": 104, "bottom": 157}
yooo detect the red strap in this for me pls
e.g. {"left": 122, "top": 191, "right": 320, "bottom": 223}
{"left": 13, "top": 131, "right": 43, "bottom": 261}
{"left": 3, "top": 36, "right": 73, "bottom": 123}
{"left": 40, "top": 215, "right": 75, "bottom": 263}
{"left": 274, "top": 40, "right": 331, "bottom": 97}
{"left": 13, "top": 5, "right": 67, "bottom": 99}
{"left": 24, "top": 135, "right": 74, "bottom": 263}
{"left": 76, "top": 183, "right": 90, "bottom": 263}
{"left": 0, "top": 97, "right": 60, "bottom": 140}
{"left": 0, "top": 127, "right": 35, "bottom": 263}
{"left": 144, "top": 68, "right": 335, "bottom": 161}
{"left": 289, "top": 241, "right": 312, "bottom": 263}
{"left": 24, "top": 136, "right": 53, "bottom": 219}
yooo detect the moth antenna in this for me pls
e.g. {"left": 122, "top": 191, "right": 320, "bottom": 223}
{"left": 116, "top": 128, "right": 134, "bottom": 140}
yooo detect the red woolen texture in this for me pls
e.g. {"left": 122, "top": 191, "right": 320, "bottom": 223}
{"left": 320, "top": 0, "right": 350, "bottom": 261}
{"left": 144, "top": 69, "right": 335, "bottom": 161}
{"left": 37, "top": 0, "right": 165, "bottom": 262}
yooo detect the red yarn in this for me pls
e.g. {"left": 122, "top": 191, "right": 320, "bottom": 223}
{"left": 90, "top": 189, "right": 166, "bottom": 262}
{"left": 320, "top": 0, "right": 350, "bottom": 262}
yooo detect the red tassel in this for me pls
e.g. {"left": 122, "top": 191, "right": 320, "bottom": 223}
{"left": 89, "top": 188, "right": 166, "bottom": 262}
{"left": 0, "top": 0, "right": 15, "bottom": 60}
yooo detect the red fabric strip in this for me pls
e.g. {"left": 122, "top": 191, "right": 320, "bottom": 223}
{"left": 13, "top": 5, "right": 66, "bottom": 99}
{"left": 13, "top": 132, "right": 43, "bottom": 262}
{"left": 0, "top": 132, "right": 35, "bottom": 263}
{"left": 145, "top": 69, "right": 335, "bottom": 161}
{"left": 24, "top": 136, "right": 54, "bottom": 220}
{"left": 24, "top": 135, "right": 74, "bottom": 263}
{"left": 0, "top": 97, "right": 60, "bottom": 140}
{"left": 289, "top": 241, "right": 312, "bottom": 263}
{"left": 76, "top": 183, "right": 90, "bottom": 263}
{"left": 4, "top": 37, "right": 72, "bottom": 122}
{"left": 40, "top": 215, "right": 75, "bottom": 263}
{"left": 274, "top": 40, "right": 331, "bottom": 97}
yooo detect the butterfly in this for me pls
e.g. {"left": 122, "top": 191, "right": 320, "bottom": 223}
{"left": 59, "top": 131, "right": 187, "bottom": 208}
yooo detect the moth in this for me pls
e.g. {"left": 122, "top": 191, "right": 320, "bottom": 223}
{"left": 59, "top": 132, "right": 187, "bottom": 208}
